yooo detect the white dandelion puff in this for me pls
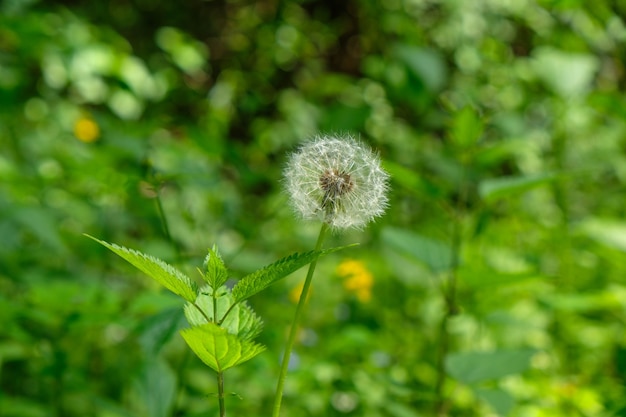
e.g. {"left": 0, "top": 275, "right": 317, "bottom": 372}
{"left": 284, "top": 135, "right": 390, "bottom": 229}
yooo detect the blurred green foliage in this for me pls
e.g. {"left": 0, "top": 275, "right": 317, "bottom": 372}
{"left": 1, "top": 0, "right": 626, "bottom": 416}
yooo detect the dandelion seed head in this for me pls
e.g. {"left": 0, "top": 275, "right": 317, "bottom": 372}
{"left": 284, "top": 134, "right": 389, "bottom": 229}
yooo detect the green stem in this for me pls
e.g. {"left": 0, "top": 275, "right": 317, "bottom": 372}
{"left": 272, "top": 222, "right": 329, "bottom": 417}
{"left": 217, "top": 371, "right": 225, "bottom": 417}
{"left": 434, "top": 163, "right": 466, "bottom": 415}
{"left": 212, "top": 287, "right": 218, "bottom": 324}
{"left": 192, "top": 302, "right": 212, "bottom": 323}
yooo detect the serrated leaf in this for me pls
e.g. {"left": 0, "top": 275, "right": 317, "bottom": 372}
{"left": 231, "top": 245, "right": 354, "bottom": 304}
{"left": 184, "top": 286, "right": 263, "bottom": 340}
{"left": 180, "top": 323, "right": 266, "bottom": 372}
{"left": 203, "top": 246, "right": 229, "bottom": 288}
{"left": 85, "top": 235, "right": 197, "bottom": 302}
{"left": 446, "top": 349, "right": 535, "bottom": 384}
{"left": 234, "top": 302, "right": 264, "bottom": 341}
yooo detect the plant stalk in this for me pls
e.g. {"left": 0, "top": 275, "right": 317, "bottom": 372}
{"left": 217, "top": 371, "right": 225, "bottom": 417}
{"left": 272, "top": 222, "right": 329, "bottom": 417}
{"left": 434, "top": 164, "right": 466, "bottom": 415}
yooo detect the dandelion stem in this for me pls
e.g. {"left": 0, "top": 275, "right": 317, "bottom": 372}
{"left": 272, "top": 222, "right": 329, "bottom": 417}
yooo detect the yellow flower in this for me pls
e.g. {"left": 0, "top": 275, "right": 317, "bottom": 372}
{"left": 74, "top": 117, "right": 100, "bottom": 143}
{"left": 337, "top": 259, "right": 373, "bottom": 303}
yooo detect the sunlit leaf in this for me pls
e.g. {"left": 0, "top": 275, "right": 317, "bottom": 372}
{"left": 85, "top": 235, "right": 197, "bottom": 302}
{"left": 202, "top": 246, "right": 229, "bottom": 289}
{"left": 231, "top": 246, "right": 354, "bottom": 304}
{"left": 541, "top": 291, "right": 621, "bottom": 312}
{"left": 579, "top": 218, "right": 626, "bottom": 252}
{"left": 184, "top": 286, "right": 263, "bottom": 340}
{"left": 180, "top": 323, "right": 265, "bottom": 372}
{"left": 532, "top": 47, "right": 599, "bottom": 97}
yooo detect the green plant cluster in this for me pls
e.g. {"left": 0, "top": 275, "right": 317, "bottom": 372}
{"left": 1, "top": 0, "right": 626, "bottom": 416}
{"left": 86, "top": 235, "right": 348, "bottom": 377}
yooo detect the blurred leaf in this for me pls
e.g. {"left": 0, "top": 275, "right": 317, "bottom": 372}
{"left": 13, "top": 206, "right": 67, "bottom": 253}
{"left": 184, "top": 286, "right": 263, "bottom": 341}
{"left": 321, "top": 104, "right": 370, "bottom": 131}
{"left": 86, "top": 235, "right": 198, "bottom": 302}
{"left": 202, "top": 246, "right": 229, "bottom": 289}
{"left": 474, "top": 387, "right": 514, "bottom": 416}
{"left": 450, "top": 106, "right": 483, "bottom": 148}
{"left": 133, "top": 357, "right": 176, "bottom": 417}
{"left": 384, "top": 161, "right": 435, "bottom": 196}
{"left": 479, "top": 174, "right": 557, "bottom": 202}
{"left": 381, "top": 227, "right": 453, "bottom": 272}
{"left": 136, "top": 308, "right": 186, "bottom": 356}
{"left": 541, "top": 291, "right": 621, "bottom": 312}
{"left": 0, "top": 396, "right": 49, "bottom": 417}
{"left": 180, "top": 323, "right": 265, "bottom": 372}
{"left": 458, "top": 268, "right": 538, "bottom": 288}
{"left": 383, "top": 402, "right": 423, "bottom": 417}
{"left": 532, "top": 47, "right": 599, "bottom": 97}
{"left": 92, "top": 397, "right": 138, "bottom": 417}
{"left": 446, "top": 349, "right": 535, "bottom": 384}
{"left": 579, "top": 218, "right": 626, "bottom": 252}
{"left": 231, "top": 246, "right": 354, "bottom": 304}
{"left": 394, "top": 45, "right": 447, "bottom": 92}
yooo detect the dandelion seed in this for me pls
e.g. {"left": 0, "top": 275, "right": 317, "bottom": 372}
{"left": 284, "top": 135, "right": 389, "bottom": 229}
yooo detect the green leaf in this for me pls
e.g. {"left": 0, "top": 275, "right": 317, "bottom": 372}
{"left": 474, "top": 388, "right": 514, "bottom": 416}
{"left": 446, "top": 349, "right": 535, "bottom": 384}
{"left": 450, "top": 106, "right": 483, "bottom": 148}
{"left": 458, "top": 268, "right": 538, "bottom": 289}
{"left": 85, "top": 235, "right": 197, "bottom": 302}
{"left": 203, "top": 246, "right": 229, "bottom": 288}
{"left": 231, "top": 245, "right": 354, "bottom": 304}
{"left": 394, "top": 44, "right": 447, "bottom": 92}
{"left": 133, "top": 357, "right": 176, "bottom": 417}
{"left": 383, "top": 161, "right": 435, "bottom": 197}
{"left": 478, "top": 173, "right": 557, "bottom": 202}
{"left": 541, "top": 291, "right": 621, "bottom": 313}
{"left": 180, "top": 323, "right": 266, "bottom": 372}
{"left": 136, "top": 308, "right": 186, "bottom": 356}
{"left": 579, "top": 218, "right": 626, "bottom": 252}
{"left": 532, "top": 47, "right": 599, "bottom": 97}
{"left": 381, "top": 227, "right": 453, "bottom": 272}
{"left": 184, "top": 286, "right": 263, "bottom": 340}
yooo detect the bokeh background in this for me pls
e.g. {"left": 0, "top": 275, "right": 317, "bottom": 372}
{"left": 2, "top": 0, "right": 626, "bottom": 416}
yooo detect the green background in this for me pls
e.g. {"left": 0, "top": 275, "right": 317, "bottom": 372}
{"left": 1, "top": 0, "right": 626, "bottom": 416}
